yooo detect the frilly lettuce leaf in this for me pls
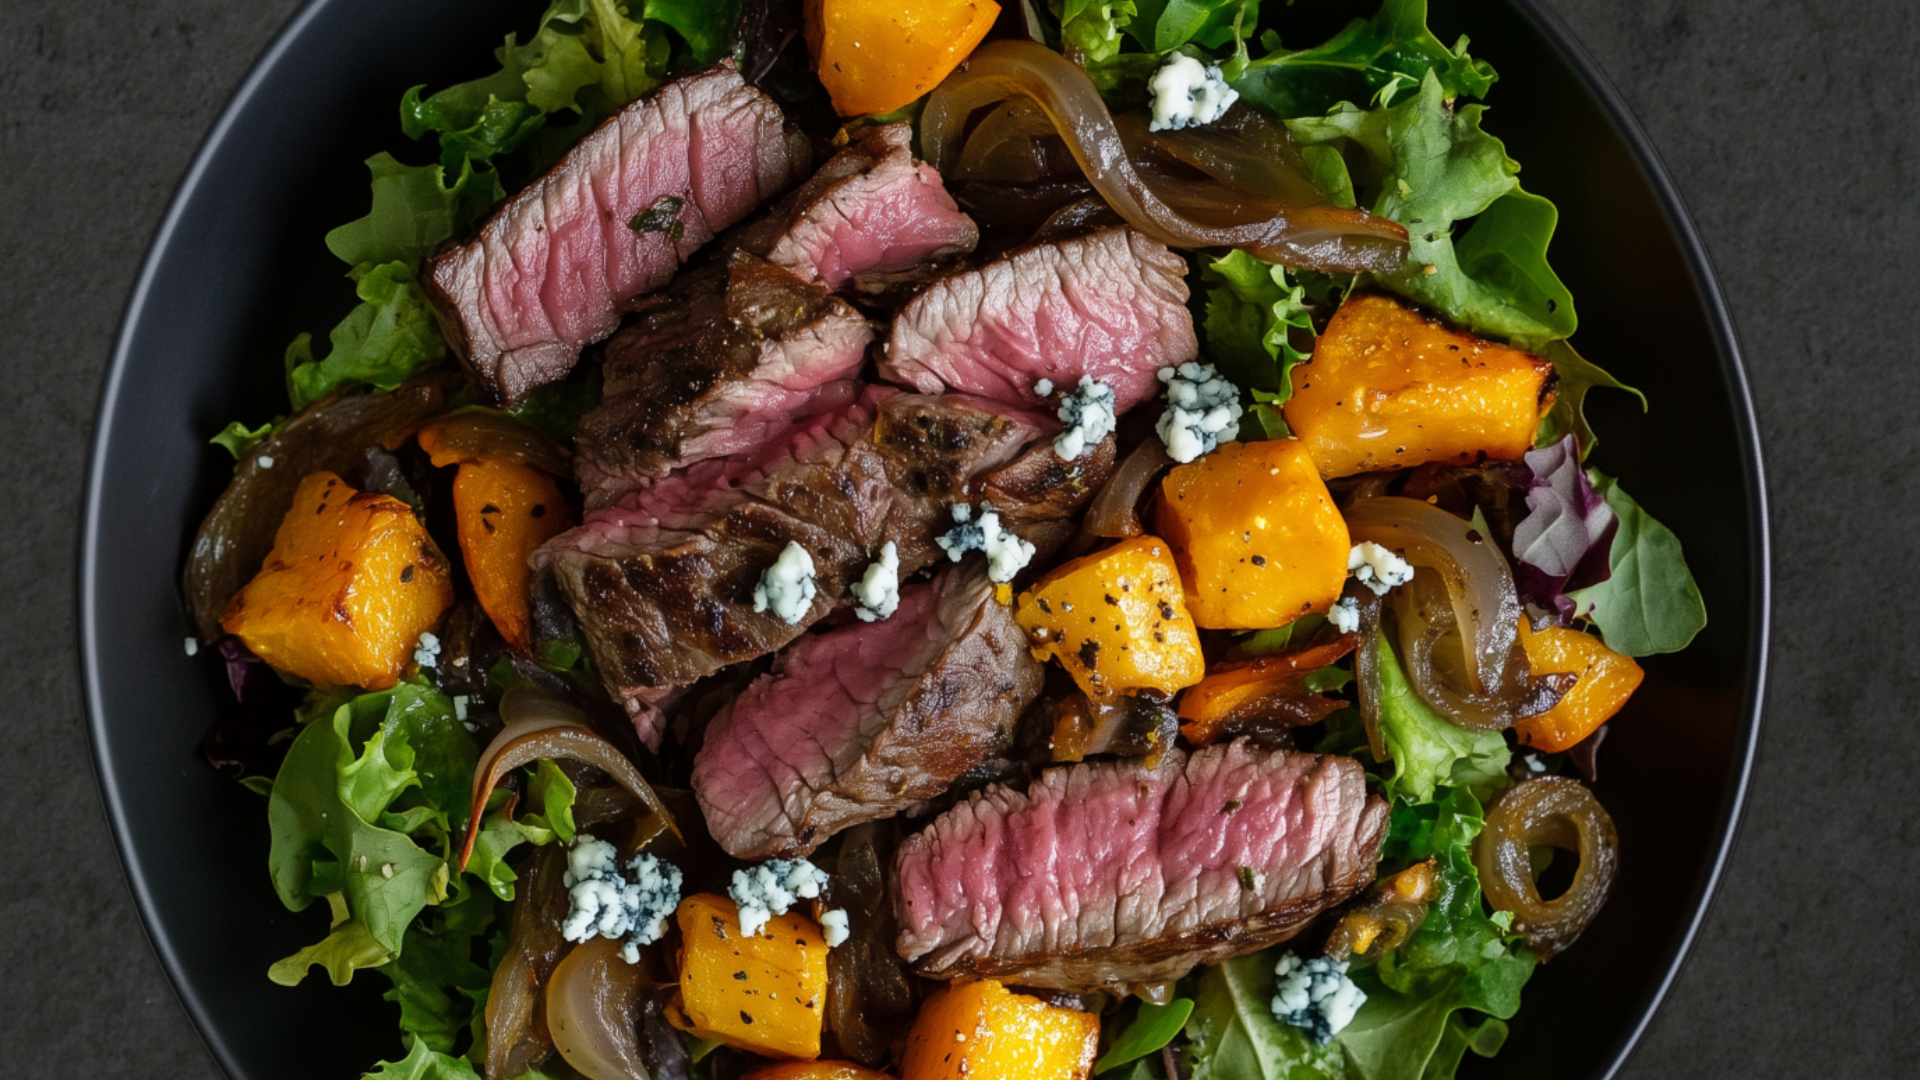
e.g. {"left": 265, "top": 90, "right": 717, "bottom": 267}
{"left": 209, "top": 418, "right": 277, "bottom": 460}
{"left": 361, "top": 1036, "right": 484, "bottom": 1080}
{"left": 377, "top": 890, "right": 497, "bottom": 1054}
{"left": 1202, "top": 250, "right": 1314, "bottom": 438}
{"left": 1370, "top": 632, "right": 1510, "bottom": 804}
{"left": 285, "top": 260, "right": 448, "bottom": 412}
{"left": 1056, "top": 0, "right": 1138, "bottom": 65}
{"left": 1568, "top": 475, "right": 1708, "bottom": 656}
{"left": 1230, "top": 0, "right": 1496, "bottom": 118}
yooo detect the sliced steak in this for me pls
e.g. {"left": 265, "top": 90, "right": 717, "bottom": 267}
{"left": 893, "top": 741, "right": 1389, "bottom": 991}
{"left": 693, "top": 564, "right": 1043, "bottom": 860}
{"left": 425, "top": 63, "right": 810, "bottom": 405}
{"left": 881, "top": 227, "right": 1199, "bottom": 413}
{"left": 574, "top": 253, "right": 873, "bottom": 508}
{"left": 541, "top": 388, "right": 1048, "bottom": 733}
{"left": 733, "top": 123, "right": 979, "bottom": 288}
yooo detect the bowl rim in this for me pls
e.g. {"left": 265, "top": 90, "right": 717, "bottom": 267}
{"left": 77, "top": 1, "right": 1771, "bottom": 1077}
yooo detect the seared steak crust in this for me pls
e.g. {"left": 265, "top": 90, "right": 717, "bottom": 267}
{"left": 893, "top": 741, "right": 1389, "bottom": 991}
{"left": 693, "top": 564, "right": 1043, "bottom": 860}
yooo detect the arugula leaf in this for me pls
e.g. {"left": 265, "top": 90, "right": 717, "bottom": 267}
{"left": 1098, "top": 998, "right": 1195, "bottom": 1073}
{"left": 285, "top": 261, "right": 449, "bottom": 411}
{"left": 1184, "top": 952, "right": 1342, "bottom": 1080}
{"left": 1203, "top": 250, "right": 1314, "bottom": 437}
{"left": 210, "top": 418, "right": 278, "bottom": 459}
{"left": 1146, "top": 0, "right": 1258, "bottom": 53}
{"left": 1568, "top": 475, "right": 1707, "bottom": 656}
{"left": 1371, "top": 632, "right": 1509, "bottom": 803}
{"left": 1231, "top": 0, "right": 1496, "bottom": 119}
{"left": 361, "top": 1035, "right": 485, "bottom": 1080}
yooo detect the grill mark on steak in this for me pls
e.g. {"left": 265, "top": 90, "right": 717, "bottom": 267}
{"left": 892, "top": 741, "right": 1389, "bottom": 991}
{"left": 692, "top": 563, "right": 1043, "bottom": 860}
{"left": 424, "top": 62, "right": 810, "bottom": 406}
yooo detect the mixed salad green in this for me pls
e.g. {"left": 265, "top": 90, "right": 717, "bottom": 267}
{"left": 195, "top": 1, "right": 1708, "bottom": 1078}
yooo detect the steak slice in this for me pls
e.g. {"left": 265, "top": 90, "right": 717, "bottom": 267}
{"left": 893, "top": 741, "right": 1389, "bottom": 991}
{"left": 541, "top": 389, "right": 1045, "bottom": 739}
{"left": 881, "top": 227, "right": 1199, "bottom": 414}
{"left": 574, "top": 253, "right": 874, "bottom": 508}
{"left": 693, "top": 563, "right": 1043, "bottom": 860}
{"left": 425, "top": 63, "right": 810, "bottom": 405}
{"left": 733, "top": 123, "right": 979, "bottom": 288}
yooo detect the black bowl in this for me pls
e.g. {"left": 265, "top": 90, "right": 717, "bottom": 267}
{"left": 79, "top": 0, "right": 1769, "bottom": 1076}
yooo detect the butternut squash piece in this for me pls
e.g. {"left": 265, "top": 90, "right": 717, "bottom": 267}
{"left": 1013, "top": 536, "right": 1205, "bottom": 700}
{"left": 1513, "top": 618, "right": 1644, "bottom": 752}
{"left": 1283, "top": 294, "right": 1554, "bottom": 479}
{"left": 901, "top": 979, "right": 1098, "bottom": 1080}
{"left": 673, "top": 893, "right": 829, "bottom": 1061}
{"left": 221, "top": 471, "right": 453, "bottom": 690}
{"left": 1153, "top": 439, "right": 1350, "bottom": 629}
{"left": 805, "top": 0, "right": 1000, "bottom": 116}
{"left": 744, "top": 1063, "right": 895, "bottom": 1080}
{"left": 448, "top": 460, "right": 571, "bottom": 652}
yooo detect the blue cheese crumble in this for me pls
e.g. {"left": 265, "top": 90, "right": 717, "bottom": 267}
{"left": 1271, "top": 953, "right": 1366, "bottom": 1044}
{"left": 1156, "top": 362, "right": 1243, "bottom": 464}
{"left": 1148, "top": 53, "right": 1239, "bottom": 133}
{"left": 1327, "top": 596, "right": 1361, "bottom": 635}
{"left": 1053, "top": 376, "right": 1117, "bottom": 461}
{"left": 1348, "top": 542, "right": 1415, "bottom": 595}
{"left": 819, "top": 908, "right": 851, "bottom": 947}
{"left": 936, "top": 503, "right": 1035, "bottom": 584}
{"left": 413, "top": 631, "right": 441, "bottom": 668}
{"left": 731, "top": 858, "right": 833, "bottom": 938}
{"left": 752, "top": 541, "right": 817, "bottom": 625}
{"left": 560, "top": 836, "right": 685, "bottom": 964}
{"left": 851, "top": 541, "right": 901, "bottom": 622}
{"left": 1033, "top": 377, "right": 1055, "bottom": 398}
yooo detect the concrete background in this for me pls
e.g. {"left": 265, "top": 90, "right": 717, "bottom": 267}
{"left": 1, "top": 0, "right": 1910, "bottom": 1074}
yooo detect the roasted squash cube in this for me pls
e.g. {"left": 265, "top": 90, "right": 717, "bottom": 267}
{"left": 1283, "top": 294, "right": 1554, "bottom": 479}
{"left": 1153, "top": 439, "right": 1350, "bottom": 629}
{"left": 221, "top": 471, "right": 452, "bottom": 690}
{"left": 674, "top": 893, "right": 829, "bottom": 1061}
{"left": 1513, "top": 619, "right": 1644, "bottom": 753}
{"left": 1013, "top": 536, "right": 1205, "bottom": 699}
{"left": 805, "top": 0, "right": 1001, "bottom": 117}
{"left": 450, "top": 460, "right": 571, "bottom": 652}
{"left": 744, "top": 1063, "right": 895, "bottom": 1080}
{"left": 901, "top": 979, "right": 1098, "bottom": 1080}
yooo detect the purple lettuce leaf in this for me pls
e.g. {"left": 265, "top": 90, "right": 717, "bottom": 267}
{"left": 1511, "top": 435, "right": 1617, "bottom": 624}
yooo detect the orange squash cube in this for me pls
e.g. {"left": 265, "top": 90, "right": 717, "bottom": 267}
{"left": 805, "top": 0, "right": 1001, "bottom": 116}
{"left": 449, "top": 460, "right": 571, "bottom": 652}
{"left": 1513, "top": 618, "right": 1644, "bottom": 752}
{"left": 1153, "top": 439, "right": 1350, "bottom": 629}
{"left": 901, "top": 979, "right": 1098, "bottom": 1080}
{"left": 221, "top": 471, "right": 452, "bottom": 690}
{"left": 1013, "top": 536, "right": 1205, "bottom": 700}
{"left": 673, "top": 893, "right": 829, "bottom": 1061}
{"left": 1283, "top": 294, "right": 1554, "bottom": 479}
{"left": 744, "top": 1063, "right": 895, "bottom": 1080}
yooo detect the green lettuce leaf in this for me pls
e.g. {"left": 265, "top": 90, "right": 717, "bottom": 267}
{"left": 1203, "top": 249, "right": 1314, "bottom": 437}
{"left": 1534, "top": 339, "right": 1645, "bottom": 457}
{"left": 324, "top": 154, "right": 502, "bottom": 271}
{"left": 210, "top": 418, "right": 278, "bottom": 460}
{"left": 644, "top": 0, "right": 741, "bottom": 66}
{"left": 1568, "top": 475, "right": 1707, "bottom": 655}
{"left": 285, "top": 261, "right": 449, "bottom": 411}
{"left": 1056, "top": 0, "right": 1138, "bottom": 64}
{"left": 1098, "top": 998, "right": 1195, "bottom": 1073}
{"left": 362, "top": 1035, "right": 485, "bottom": 1080}
{"left": 1231, "top": 0, "right": 1496, "bottom": 118}
{"left": 269, "top": 893, "right": 395, "bottom": 987}
{"left": 1184, "top": 951, "right": 1342, "bottom": 1080}
{"left": 1371, "top": 632, "right": 1509, "bottom": 803}
{"left": 377, "top": 889, "right": 497, "bottom": 1053}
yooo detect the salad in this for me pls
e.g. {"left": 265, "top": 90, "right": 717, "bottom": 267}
{"left": 182, "top": 0, "right": 1709, "bottom": 1078}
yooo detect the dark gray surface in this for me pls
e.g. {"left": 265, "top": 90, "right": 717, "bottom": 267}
{"left": 0, "top": 0, "right": 1900, "bottom": 1075}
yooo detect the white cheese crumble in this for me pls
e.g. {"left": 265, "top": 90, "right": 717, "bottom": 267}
{"left": 752, "top": 541, "right": 817, "bottom": 625}
{"left": 1348, "top": 542, "right": 1415, "bottom": 595}
{"left": 936, "top": 503, "right": 1035, "bottom": 584}
{"left": 819, "top": 908, "right": 851, "bottom": 948}
{"left": 1523, "top": 753, "right": 1548, "bottom": 774}
{"left": 452, "top": 695, "right": 470, "bottom": 723}
{"left": 183, "top": 637, "right": 199, "bottom": 657}
{"left": 1156, "top": 362, "right": 1243, "bottom": 463}
{"left": 1053, "top": 376, "right": 1118, "bottom": 461}
{"left": 1033, "top": 377, "right": 1055, "bottom": 398}
{"left": 1327, "top": 596, "right": 1360, "bottom": 635}
{"left": 1148, "top": 53, "right": 1240, "bottom": 133}
{"left": 1272, "top": 953, "right": 1367, "bottom": 1045}
{"left": 851, "top": 541, "right": 901, "bottom": 622}
{"left": 730, "top": 858, "right": 830, "bottom": 938}
{"left": 559, "top": 836, "right": 685, "bottom": 964}
{"left": 257, "top": 455, "right": 275, "bottom": 470}
{"left": 413, "top": 631, "right": 441, "bottom": 668}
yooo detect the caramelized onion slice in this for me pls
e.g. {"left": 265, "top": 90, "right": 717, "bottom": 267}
{"left": 487, "top": 844, "right": 570, "bottom": 1080}
{"left": 459, "top": 690, "right": 678, "bottom": 872}
{"left": 1475, "top": 778, "right": 1619, "bottom": 959}
{"left": 547, "top": 936, "right": 656, "bottom": 1080}
{"left": 1081, "top": 437, "right": 1174, "bottom": 542}
{"left": 923, "top": 40, "right": 1407, "bottom": 273}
